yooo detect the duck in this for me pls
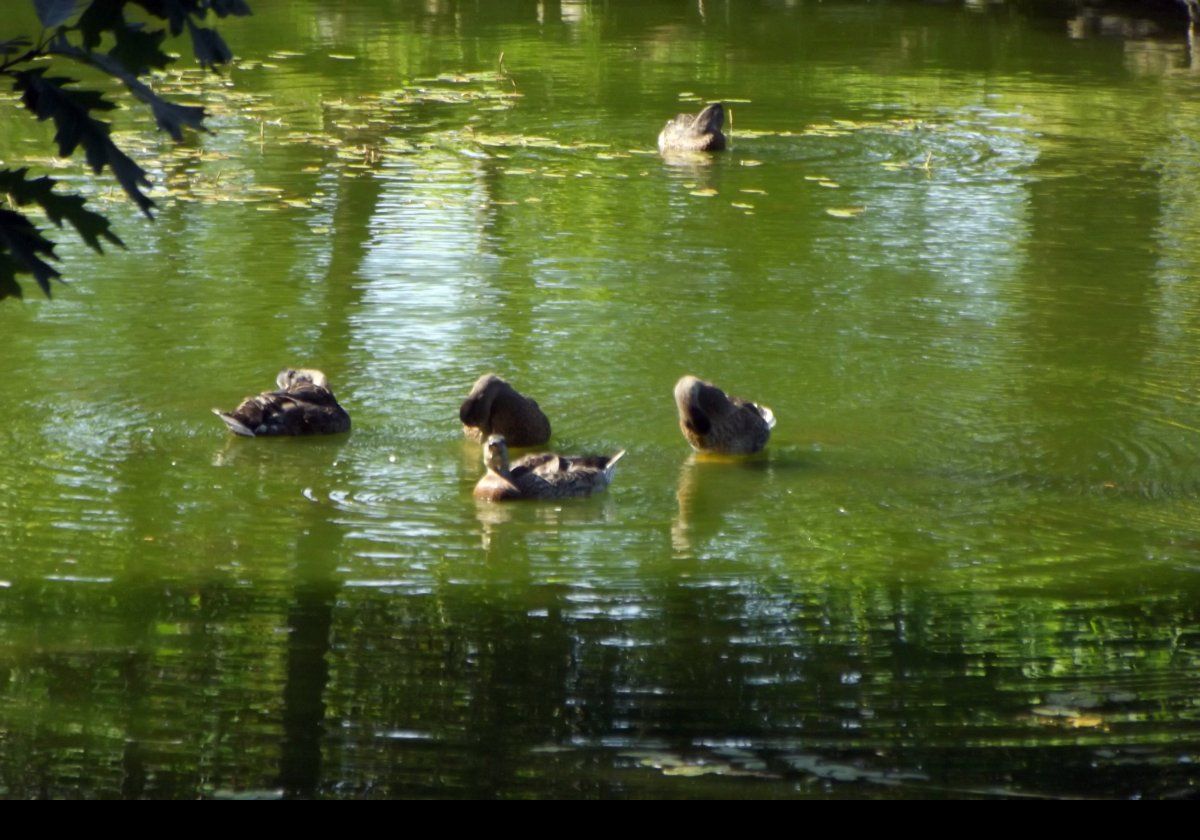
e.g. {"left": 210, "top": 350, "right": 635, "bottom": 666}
{"left": 673, "top": 375, "right": 774, "bottom": 454}
{"left": 473, "top": 434, "right": 626, "bottom": 501}
{"left": 459, "top": 373, "right": 551, "bottom": 448}
{"left": 657, "top": 102, "right": 727, "bottom": 154}
{"left": 213, "top": 368, "right": 351, "bottom": 436}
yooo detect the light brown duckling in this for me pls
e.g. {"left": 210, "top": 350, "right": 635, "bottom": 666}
{"left": 657, "top": 102, "right": 727, "bottom": 154}
{"left": 473, "top": 434, "right": 626, "bottom": 501}
{"left": 674, "top": 375, "right": 774, "bottom": 454}
{"left": 213, "top": 368, "right": 351, "bottom": 437}
{"left": 459, "top": 373, "right": 551, "bottom": 448}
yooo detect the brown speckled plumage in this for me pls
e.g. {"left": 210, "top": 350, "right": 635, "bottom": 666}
{"left": 674, "top": 375, "right": 774, "bottom": 454}
{"left": 473, "top": 435, "right": 625, "bottom": 501}
{"left": 459, "top": 373, "right": 551, "bottom": 448}
{"left": 658, "top": 102, "right": 727, "bottom": 153}
{"left": 213, "top": 368, "right": 351, "bottom": 436}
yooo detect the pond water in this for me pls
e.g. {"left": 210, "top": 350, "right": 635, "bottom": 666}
{"left": 2, "top": 0, "right": 1199, "bottom": 798}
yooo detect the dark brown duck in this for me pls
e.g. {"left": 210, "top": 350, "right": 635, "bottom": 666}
{"left": 657, "top": 102, "right": 727, "bottom": 153}
{"left": 674, "top": 375, "right": 774, "bottom": 454}
{"left": 459, "top": 373, "right": 551, "bottom": 448}
{"left": 473, "top": 434, "right": 626, "bottom": 501}
{"left": 213, "top": 368, "right": 351, "bottom": 436}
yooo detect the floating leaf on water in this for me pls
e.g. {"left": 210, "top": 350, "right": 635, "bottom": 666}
{"left": 1031, "top": 707, "right": 1107, "bottom": 729}
{"left": 740, "top": 188, "right": 766, "bottom": 195}
{"left": 328, "top": 54, "right": 357, "bottom": 60}
{"left": 817, "top": 180, "right": 840, "bottom": 188}
{"left": 825, "top": 207, "right": 865, "bottom": 218}
{"left": 731, "top": 202, "right": 754, "bottom": 210}
{"left": 804, "top": 175, "right": 830, "bottom": 182}
{"left": 740, "top": 159, "right": 762, "bottom": 167}
{"left": 662, "top": 765, "right": 721, "bottom": 777}
{"left": 690, "top": 188, "right": 718, "bottom": 197}
{"left": 269, "top": 50, "right": 304, "bottom": 58}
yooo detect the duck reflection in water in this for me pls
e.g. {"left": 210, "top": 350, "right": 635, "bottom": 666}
{"left": 672, "top": 450, "right": 794, "bottom": 555}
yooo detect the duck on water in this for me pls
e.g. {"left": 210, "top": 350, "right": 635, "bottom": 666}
{"left": 213, "top": 368, "right": 351, "bottom": 437}
{"left": 658, "top": 102, "right": 727, "bottom": 154}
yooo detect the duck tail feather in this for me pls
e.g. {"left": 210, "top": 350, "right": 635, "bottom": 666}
{"left": 606, "top": 449, "right": 627, "bottom": 475}
{"left": 213, "top": 409, "right": 255, "bottom": 437}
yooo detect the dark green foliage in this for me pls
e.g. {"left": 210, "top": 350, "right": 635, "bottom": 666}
{"left": 13, "top": 68, "right": 155, "bottom": 217}
{"left": 0, "top": 209, "right": 61, "bottom": 295}
{"left": 1, "top": 0, "right": 252, "bottom": 299}
{"left": 34, "top": 0, "right": 81, "bottom": 29}
{"left": 0, "top": 168, "right": 124, "bottom": 252}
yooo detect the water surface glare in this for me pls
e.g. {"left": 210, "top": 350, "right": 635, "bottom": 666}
{"left": 2, "top": 0, "right": 1199, "bottom": 798}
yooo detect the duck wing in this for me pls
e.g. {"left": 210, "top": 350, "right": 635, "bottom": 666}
{"left": 215, "top": 389, "right": 350, "bottom": 436}
{"left": 507, "top": 452, "right": 559, "bottom": 472}
{"left": 285, "top": 384, "right": 341, "bottom": 407}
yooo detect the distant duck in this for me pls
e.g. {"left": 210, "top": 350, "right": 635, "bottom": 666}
{"left": 473, "top": 434, "right": 626, "bottom": 501}
{"left": 213, "top": 368, "right": 351, "bottom": 437}
{"left": 459, "top": 373, "right": 551, "bottom": 448}
{"left": 674, "top": 375, "right": 774, "bottom": 454}
{"left": 658, "top": 102, "right": 727, "bottom": 153}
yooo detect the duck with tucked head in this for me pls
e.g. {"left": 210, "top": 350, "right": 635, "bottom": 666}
{"left": 460, "top": 373, "right": 551, "bottom": 448}
{"left": 658, "top": 102, "right": 727, "bottom": 154}
{"left": 213, "top": 368, "right": 351, "bottom": 437}
{"left": 674, "top": 375, "right": 774, "bottom": 454}
{"left": 473, "top": 434, "right": 626, "bottom": 501}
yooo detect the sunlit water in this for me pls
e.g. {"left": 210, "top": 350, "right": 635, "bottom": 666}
{"left": 2, "top": 0, "right": 1199, "bottom": 798}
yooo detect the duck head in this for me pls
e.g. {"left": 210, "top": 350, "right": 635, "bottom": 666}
{"left": 277, "top": 368, "right": 330, "bottom": 391}
{"left": 460, "top": 373, "right": 510, "bottom": 427}
{"left": 691, "top": 102, "right": 725, "bottom": 136}
{"left": 674, "top": 375, "right": 730, "bottom": 435}
{"left": 482, "top": 433, "right": 512, "bottom": 474}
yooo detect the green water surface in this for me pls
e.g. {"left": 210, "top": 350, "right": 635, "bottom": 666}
{"left": 2, "top": 0, "right": 1199, "bottom": 798}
